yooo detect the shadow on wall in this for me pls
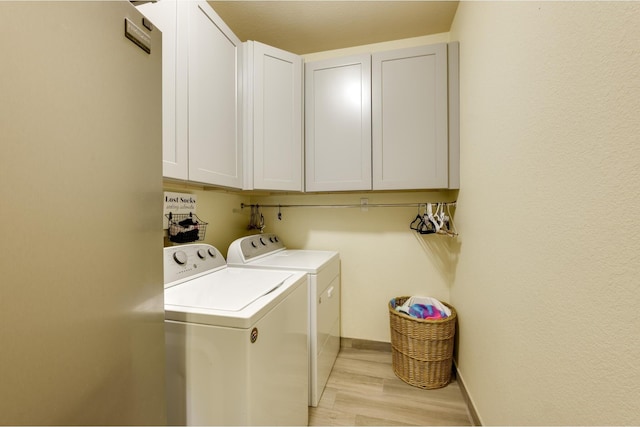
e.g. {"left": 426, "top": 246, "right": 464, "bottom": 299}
{"left": 413, "top": 232, "right": 462, "bottom": 288}
{"left": 411, "top": 231, "right": 462, "bottom": 369}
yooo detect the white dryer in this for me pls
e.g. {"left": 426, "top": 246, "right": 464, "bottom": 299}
{"left": 163, "top": 243, "right": 309, "bottom": 426}
{"left": 227, "top": 234, "right": 340, "bottom": 407}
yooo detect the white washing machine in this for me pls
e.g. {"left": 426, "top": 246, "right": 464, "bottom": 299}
{"left": 227, "top": 234, "right": 340, "bottom": 407}
{"left": 163, "top": 243, "right": 309, "bottom": 426}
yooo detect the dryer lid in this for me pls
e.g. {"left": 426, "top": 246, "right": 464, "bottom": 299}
{"left": 238, "top": 249, "right": 339, "bottom": 273}
{"left": 164, "top": 268, "right": 292, "bottom": 312}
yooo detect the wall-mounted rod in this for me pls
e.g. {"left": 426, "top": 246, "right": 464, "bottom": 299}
{"left": 241, "top": 201, "right": 458, "bottom": 234}
{"left": 240, "top": 201, "right": 456, "bottom": 209}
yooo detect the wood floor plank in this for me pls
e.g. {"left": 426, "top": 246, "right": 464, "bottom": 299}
{"left": 382, "top": 377, "right": 470, "bottom": 410}
{"left": 338, "top": 347, "right": 394, "bottom": 364}
{"left": 354, "top": 413, "right": 423, "bottom": 426}
{"left": 331, "top": 388, "right": 469, "bottom": 426}
{"left": 330, "top": 357, "right": 397, "bottom": 382}
{"left": 309, "top": 406, "right": 357, "bottom": 426}
{"left": 309, "top": 347, "right": 472, "bottom": 426}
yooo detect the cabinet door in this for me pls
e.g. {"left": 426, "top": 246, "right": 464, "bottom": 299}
{"left": 186, "top": 1, "right": 243, "bottom": 188}
{"left": 372, "top": 43, "right": 448, "bottom": 189}
{"left": 305, "top": 54, "right": 372, "bottom": 192}
{"left": 245, "top": 41, "right": 303, "bottom": 191}
{"left": 136, "top": 0, "right": 188, "bottom": 180}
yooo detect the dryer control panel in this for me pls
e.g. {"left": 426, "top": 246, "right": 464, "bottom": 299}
{"left": 164, "top": 244, "right": 226, "bottom": 287}
{"left": 227, "top": 233, "right": 286, "bottom": 262}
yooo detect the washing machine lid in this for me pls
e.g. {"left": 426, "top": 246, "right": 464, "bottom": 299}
{"left": 165, "top": 268, "right": 292, "bottom": 312}
{"left": 164, "top": 267, "right": 307, "bottom": 328}
{"left": 235, "top": 249, "right": 339, "bottom": 274}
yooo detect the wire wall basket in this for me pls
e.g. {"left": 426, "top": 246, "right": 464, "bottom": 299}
{"left": 166, "top": 212, "right": 208, "bottom": 243}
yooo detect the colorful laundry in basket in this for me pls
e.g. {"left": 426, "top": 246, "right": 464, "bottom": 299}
{"left": 395, "top": 296, "right": 451, "bottom": 319}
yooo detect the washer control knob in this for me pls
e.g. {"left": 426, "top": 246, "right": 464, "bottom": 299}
{"left": 197, "top": 249, "right": 206, "bottom": 259}
{"left": 251, "top": 241, "right": 257, "bottom": 248}
{"left": 173, "top": 251, "right": 187, "bottom": 265}
{"left": 208, "top": 248, "right": 217, "bottom": 258}
{"left": 259, "top": 238, "right": 266, "bottom": 246}
{"left": 274, "top": 236, "right": 279, "bottom": 242}
{"left": 269, "top": 237, "right": 274, "bottom": 243}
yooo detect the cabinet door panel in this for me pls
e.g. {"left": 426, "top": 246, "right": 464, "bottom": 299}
{"left": 136, "top": 0, "right": 187, "bottom": 180}
{"left": 372, "top": 43, "right": 448, "bottom": 189}
{"left": 305, "top": 55, "right": 372, "bottom": 192}
{"left": 249, "top": 42, "right": 303, "bottom": 191}
{"left": 187, "top": 2, "right": 242, "bottom": 188}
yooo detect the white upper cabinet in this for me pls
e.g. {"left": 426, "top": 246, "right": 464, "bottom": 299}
{"left": 372, "top": 43, "right": 449, "bottom": 190}
{"left": 186, "top": 1, "right": 243, "bottom": 188}
{"left": 305, "top": 54, "right": 372, "bottom": 192}
{"left": 135, "top": 0, "right": 187, "bottom": 180}
{"left": 305, "top": 42, "right": 459, "bottom": 192}
{"left": 138, "top": 0, "right": 243, "bottom": 188}
{"left": 244, "top": 41, "right": 303, "bottom": 191}
{"left": 134, "top": 2, "right": 459, "bottom": 192}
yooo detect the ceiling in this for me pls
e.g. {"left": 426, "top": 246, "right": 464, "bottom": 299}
{"left": 208, "top": 1, "right": 459, "bottom": 55}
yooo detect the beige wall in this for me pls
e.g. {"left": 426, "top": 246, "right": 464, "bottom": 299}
{"left": 449, "top": 1, "right": 640, "bottom": 425}
{"left": 163, "top": 181, "right": 251, "bottom": 255}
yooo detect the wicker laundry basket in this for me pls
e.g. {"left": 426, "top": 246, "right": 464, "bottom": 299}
{"left": 388, "top": 296, "right": 457, "bottom": 389}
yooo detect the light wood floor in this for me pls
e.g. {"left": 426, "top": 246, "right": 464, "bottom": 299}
{"left": 309, "top": 346, "right": 473, "bottom": 426}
